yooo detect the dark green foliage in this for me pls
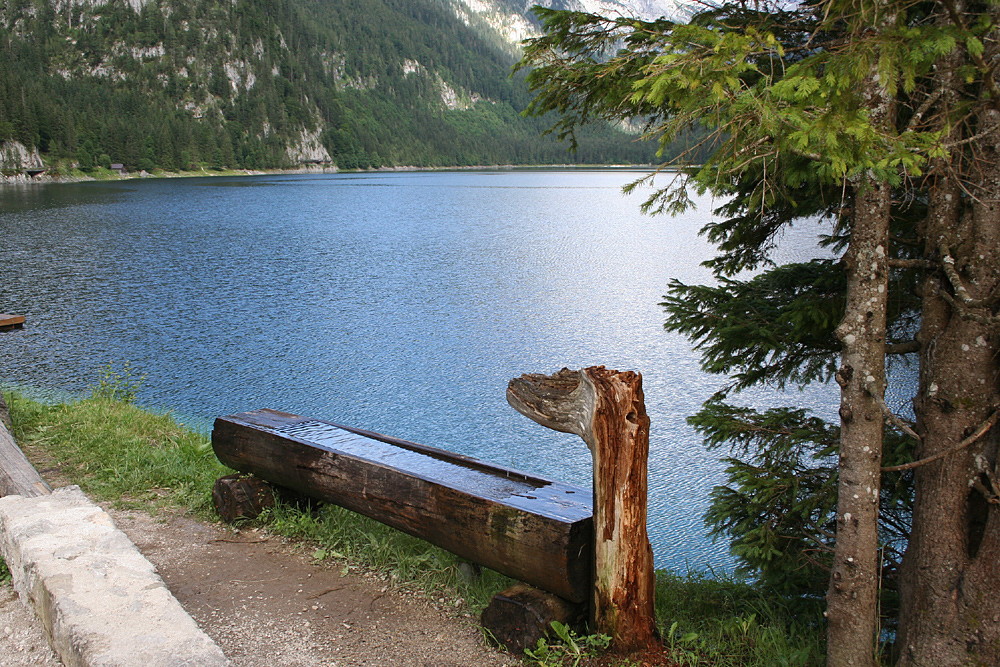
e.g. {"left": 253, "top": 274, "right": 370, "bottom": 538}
{"left": 694, "top": 399, "right": 839, "bottom": 596}
{"left": 691, "top": 396, "right": 913, "bottom": 610}
{"left": 662, "top": 260, "right": 844, "bottom": 393}
{"left": 0, "top": 0, "right": 662, "bottom": 171}
{"left": 661, "top": 256, "right": 917, "bottom": 602}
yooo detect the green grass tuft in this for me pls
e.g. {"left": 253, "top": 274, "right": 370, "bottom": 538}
{"left": 8, "top": 392, "right": 224, "bottom": 515}
{"left": 656, "top": 570, "right": 825, "bottom": 666}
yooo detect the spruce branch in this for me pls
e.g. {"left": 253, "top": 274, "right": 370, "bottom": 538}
{"left": 940, "top": 0, "right": 1000, "bottom": 105}
{"left": 937, "top": 289, "right": 1000, "bottom": 327}
{"left": 875, "top": 394, "right": 922, "bottom": 442}
{"left": 942, "top": 122, "right": 1000, "bottom": 149}
{"left": 905, "top": 87, "right": 944, "bottom": 132}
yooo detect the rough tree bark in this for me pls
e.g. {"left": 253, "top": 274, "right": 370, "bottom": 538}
{"left": 506, "top": 366, "right": 657, "bottom": 651}
{"left": 827, "top": 67, "right": 894, "bottom": 664}
{"left": 898, "top": 22, "right": 1000, "bottom": 662}
{"left": 828, "top": 179, "right": 891, "bottom": 667}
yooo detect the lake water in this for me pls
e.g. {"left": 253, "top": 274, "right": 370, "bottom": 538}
{"left": 0, "top": 170, "right": 835, "bottom": 570}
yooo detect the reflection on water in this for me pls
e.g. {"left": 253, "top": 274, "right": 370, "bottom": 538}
{"left": 0, "top": 170, "right": 836, "bottom": 569}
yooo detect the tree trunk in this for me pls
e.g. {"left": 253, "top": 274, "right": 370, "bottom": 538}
{"left": 827, "top": 64, "right": 894, "bottom": 660}
{"left": 507, "top": 366, "right": 657, "bottom": 651}
{"left": 898, "top": 31, "right": 1000, "bottom": 663}
{"left": 827, "top": 179, "right": 891, "bottom": 667}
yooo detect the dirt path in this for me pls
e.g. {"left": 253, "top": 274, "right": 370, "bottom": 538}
{"left": 1, "top": 502, "right": 520, "bottom": 666}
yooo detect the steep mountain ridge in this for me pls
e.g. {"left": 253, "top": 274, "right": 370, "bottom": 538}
{"left": 0, "top": 0, "right": 669, "bottom": 174}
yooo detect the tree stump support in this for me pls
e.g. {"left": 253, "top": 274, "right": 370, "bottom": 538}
{"left": 507, "top": 366, "right": 657, "bottom": 651}
{"left": 480, "top": 583, "right": 586, "bottom": 653}
{"left": 212, "top": 474, "right": 276, "bottom": 522}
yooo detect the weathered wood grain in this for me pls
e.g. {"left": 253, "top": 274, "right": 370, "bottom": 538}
{"left": 508, "top": 366, "right": 657, "bottom": 650}
{"left": 212, "top": 474, "right": 277, "bottom": 522}
{"left": 0, "top": 394, "right": 51, "bottom": 498}
{"left": 212, "top": 409, "right": 593, "bottom": 603}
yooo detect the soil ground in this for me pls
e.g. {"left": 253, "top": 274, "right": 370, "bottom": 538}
{"left": 0, "top": 499, "right": 520, "bottom": 667}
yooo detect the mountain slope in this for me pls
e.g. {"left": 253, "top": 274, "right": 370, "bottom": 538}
{"left": 0, "top": 0, "right": 664, "bottom": 173}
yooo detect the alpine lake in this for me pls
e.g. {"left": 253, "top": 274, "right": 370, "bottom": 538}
{"left": 0, "top": 169, "right": 837, "bottom": 570}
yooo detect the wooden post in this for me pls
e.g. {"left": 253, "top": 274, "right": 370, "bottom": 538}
{"left": 507, "top": 366, "right": 657, "bottom": 651}
{"left": 0, "top": 393, "right": 52, "bottom": 498}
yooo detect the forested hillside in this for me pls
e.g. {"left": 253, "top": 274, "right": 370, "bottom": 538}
{"left": 0, "top": 0, "right": 662, "bottom": 173}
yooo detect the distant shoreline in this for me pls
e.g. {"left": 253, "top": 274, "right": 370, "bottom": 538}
{"left": 0, "top": 162, "right": 662, "bottom": 186}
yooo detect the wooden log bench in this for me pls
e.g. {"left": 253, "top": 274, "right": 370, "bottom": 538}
{"left": 211, "top": 409, "right": 593, "bottom": 651}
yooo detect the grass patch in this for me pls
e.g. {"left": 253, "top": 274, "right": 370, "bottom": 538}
{"left": 6, "top": 389, "right": 825, "bottom": 664}
{"left": 0, "top": 557, "right": 9, "bottom": 585}
{"left": 7, "top": 392, "right": 224, "bottom": 515}
{"left": 654, "top": 570, "right": 825, "bottom": 666}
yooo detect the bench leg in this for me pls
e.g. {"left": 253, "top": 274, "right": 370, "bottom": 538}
{"left": 212, "top": 474, "right": 277, "bottom": 522}
{"left": 480, "top": 583, "right": 586, "bottom": 654}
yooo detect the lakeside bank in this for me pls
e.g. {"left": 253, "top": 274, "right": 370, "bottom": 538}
{"left": 1, "top": 389, "right": 826, "bottom": 666}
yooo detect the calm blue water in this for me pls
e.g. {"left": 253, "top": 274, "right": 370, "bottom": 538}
{"left": 0, "top": 170, "right": 835, "bottom": 570}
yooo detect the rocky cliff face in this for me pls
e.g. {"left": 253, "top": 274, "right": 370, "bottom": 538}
{"left": 545, "top": 0, "right": 681, "bottom": 19}
{"left": 0, "top": 142, "right": 45, "bottom": 171}
{"left": 285, "top": 128, "right": 333, "bottom": 165}
{"left": 451, "top": 0, "right": 681, "bottom": 55}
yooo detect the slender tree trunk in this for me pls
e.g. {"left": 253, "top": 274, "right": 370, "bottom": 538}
{"left": 827, "top": 173, "right": 891, "bottom": 667}
{"left": 826, "top": 47, "right": 896, "bottom": 660}
{"left": 898, "top": 31, "right": 1000, "bottom": 662}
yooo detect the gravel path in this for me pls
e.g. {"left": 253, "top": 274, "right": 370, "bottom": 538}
{"left": 0, "top": 583, "right": 62, "bottom": 666}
